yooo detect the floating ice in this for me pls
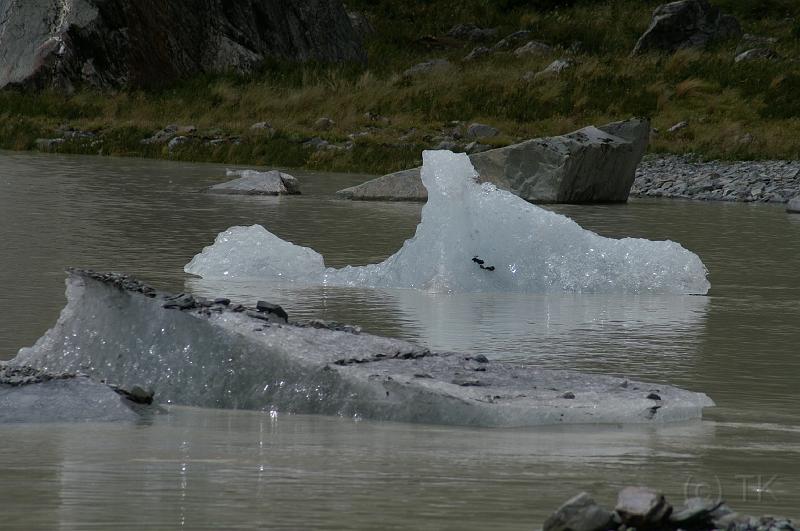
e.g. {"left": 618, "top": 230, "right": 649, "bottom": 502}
{"left": 186, "top": 151, "right": 710, "bottom": 294}
{"left": 12, "top": 271, "right": 714, "bottom": 427}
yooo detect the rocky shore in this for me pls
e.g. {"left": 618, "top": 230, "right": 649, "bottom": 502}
{"left": 633, "top": 155, "right": 800, "bottom": 204}
{"left": 544, "top": 487, "right": 796, "bottom": 531}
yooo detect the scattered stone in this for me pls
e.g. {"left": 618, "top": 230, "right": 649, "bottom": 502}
{"left": 464, "top": 46, "right": 491, "bottom": 62}
{"left": 632, "top": 0, "right": 742, "bottom": 55}
{"left": 736, "top": 33, "right": 778, "bottom": 55}
{"left": 314, "top": 117, "right": 335, "bottom": 131}
{"left": 434, "top": 140, "right": 458, "bottom": 151}
{"left": 667, "top": 121, "right": 689, "bottom": 133}
{"left": 492, "top": 30, "right": 532, "bottom": 51}
{"left": 168, "top": 136, "right": 190, "bottom": 151}
{"left": 472, "top": 354, "right": 489, "bottom": 364}
{"left": 446, "top": 23, "right": 497, "bottom": 41}
{"left": 543, "top": 492, "right": 614, "bottom": 531}
{"left": 250, "top": 121, "right": 274, "bottom": 132}
{"left": 34, "top": 138, "right": 65, "bottom": 152}
{"left": 788, "top": 196, "right": 800, "bottom": 213}
{"left": 256, "top": 301, "right": 289, "bottom": 322}
{"left": 734, "top": 47, "right": 779, "bottom": 62}
{"left": 615, "top": 486, "right": 672, "bottom": 527}
{"left": 513, "top": 40, "right": 553, "bottom": 57}
{"left": 562, "top": 392, "right": 576, "bottom": 399}
{"left": 208, "top": 169, "right": 300, "bottom": 196}
{"left": 403, "top": 59, "right": 451, "bottom": 77}
{"left": 303, "top": 137, "right": 331, "bottom": 150}
{"left": 466, "top": 122, "right": 499, "bottom": 139}
{"left": 530, "top": 59, "right": 574, "bottom": 80}
{"left": 669, "top": 498, "right": 725, "bottom": 528}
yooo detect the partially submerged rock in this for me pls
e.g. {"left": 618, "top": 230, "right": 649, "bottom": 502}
{"left": 12, "top": 269, "right": 714, "bottom": 427}
{"left": 788, "top": 196, "right": 800, "bottom": 213}
{"left": 632, "top": 0, "right": 741, "bottom": 55}
{"left": 208, "top": 170, "right": 300, "bottom": 196}
{"left": 336, "top": 118, "right": 650, "bottom": 203}
{"left": 0, "top": 364, "right": 153, "bottom": 423}
{"left": 543, "top": 493, "right": 614, "bottom": 531}
{"left": 0, "top": 0, "right": 365, "bottom": 91}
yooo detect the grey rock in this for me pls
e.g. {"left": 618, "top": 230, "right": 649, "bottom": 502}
{"left": 669, "top": 498, "right": 725, "bottom": 527}
{"left": 0, "top": 0, "right": 366, "bottom": 91}
{"left": 788, "top": 196, "right": 800, "bottom": 213}
{"left": 466, "top": 123, "right": 499, "bottom": 139}
{"left": 303, "top": 137, "right": 331, "bottom": 150}
{"left": 632, "top": 0, "right": 742, "bottom": 55}
{"left": 35, "top": 138, "right": 65, "bottom": 152}
{"left": 668, "top": 120, "right": 689, "bottom": 133}
{"left": 736, "top": 33, "right": 778, "bottom": 55}
{"left": 734, "top": 47, "right": 779, "bottom": 62}
{"left": 168, "top": 136, "right": 190, "bottom": 151}
{"left": 209, "top": 169, "right": 300, "bottom": 196}
{"left": 403, "top": 59, "right": 451, "bottom": 77}
{"left": 615, "top": 486, "right": 672, "bottom": 526}
{"left": 513, "top": 40, "right": 553, "bottom": 57}
{"left": 530, "top": 59, "right": 575, "bottom": 80}
{"left": 337, "top": 118, "right": 650, "bottom": 204}
{"left": 465, "top": 141, "right": 491, "bottom": 154}
{"left": 434, "top": 140, "right": 459, "bottom": 151}
{"left": 314, "top": 117, "right": 336, "bottom": 131}
{"left": 464, "top": 46, "right": 491, "bottom": 62}
{"left": 492, "top": 30, "right": 532, "bottom": 51}
{"left": 446, "top": 24, "right": 497, "bottom": 41}
{"left": 543, "top": 492, "right": 614, "bottom": 531}
{"left": 250, "top": 122, "right": 274, "bottom": 132}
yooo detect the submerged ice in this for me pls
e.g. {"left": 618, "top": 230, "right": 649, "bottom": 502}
{"left": 185, "top": 151, "right": 710, "bottom": 294}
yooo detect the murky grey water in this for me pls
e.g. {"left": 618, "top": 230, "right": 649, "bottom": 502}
{"left": 0, "top": 150, "right": 798, "bottom": 528}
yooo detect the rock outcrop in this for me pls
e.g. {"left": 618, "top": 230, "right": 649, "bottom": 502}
{"left": 337, "top": 118, "right": 650, "bottom": 203}
{"left": 632, "top": 0, "right": 741, "bottom": 55}
{"left": 209, "top": 169, "right": 300, "bottom": 196}
{"left": 0, "top": 0, "right": 366, "bottom": 91}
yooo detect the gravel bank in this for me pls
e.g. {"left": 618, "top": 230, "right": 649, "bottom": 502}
{"left": 633, "top": 155, "right": 800, "bottom": 203}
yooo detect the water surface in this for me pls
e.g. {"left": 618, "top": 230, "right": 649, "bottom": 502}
{"left": 0, "top": 151, "right": 798, "bottom": 528}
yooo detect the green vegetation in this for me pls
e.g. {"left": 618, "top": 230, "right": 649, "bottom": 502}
{"left": 2, "top": 0, "right": 800, "bottom": 173}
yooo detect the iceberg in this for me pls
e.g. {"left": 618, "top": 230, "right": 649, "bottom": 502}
{"left": 185, "top": 151, "right": 710, "bottom": 294}
{"left": 11, "top": 270, "right": 715, "bottom": 427}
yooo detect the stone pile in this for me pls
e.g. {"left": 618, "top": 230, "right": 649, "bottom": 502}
{"left": 633, "top": 155, "right": 800, "bottom": 203}
{"left": 544, "top": 487, "right": 796, "bottom": 531}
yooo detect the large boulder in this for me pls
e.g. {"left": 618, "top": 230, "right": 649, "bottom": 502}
{"left": 209, "top": 169, "right": 300, "bottom": 196}
{"left": 0, "top": 0, "right": 366, "bottom": 91}
{"left": 337, "top": 118, "right": 650, "bottom": 204}
{"left": 632, "top": 0, "right": 741, "bottom": 55}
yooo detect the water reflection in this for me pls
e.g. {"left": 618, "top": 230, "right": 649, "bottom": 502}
{"left": 186, "top": 277, "right": 709, "bottom": 381}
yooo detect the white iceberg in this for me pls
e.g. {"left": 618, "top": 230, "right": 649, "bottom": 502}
{"left": 186, "top": 151, "right": 710, "bottom": 294}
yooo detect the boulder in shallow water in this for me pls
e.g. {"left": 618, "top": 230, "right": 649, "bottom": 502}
{"left": 209, "top": 170, "right": 300, "bottom": 196}
{"left": 337, "top": 118, "right": 650, "bottom": 204}
{"left": 543, "top": 493, "right": 614, "bottom": 531}
{"left": 788, "top": 196, "right": 800, "bottom": 213}
{"left": 0, "top": 0, "right": 365, "bottom": 91}
{"left": 632, "top": 0, "right": 741, "bottom": 55}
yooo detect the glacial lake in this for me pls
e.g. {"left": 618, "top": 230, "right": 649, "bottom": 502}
{"left": 0, "top": 150, "right": 798, "bottom": 528}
